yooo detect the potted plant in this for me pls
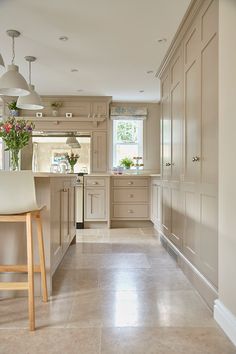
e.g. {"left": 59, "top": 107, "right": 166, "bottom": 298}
{"left": 7, "top": 100, "right": 19, "bottom": 117}
{"left": 120, "top": 157, "right": 133, "bottom": 170}
{"left": 51, "top": 101, "right": 63, "bottom": 117}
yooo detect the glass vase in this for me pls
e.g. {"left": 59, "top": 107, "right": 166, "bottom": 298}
{"left": 10, "top": 149, "right": 20, "bottom": 171}
{"left": 69, "top": 164, "right": 75, "bottom": 173}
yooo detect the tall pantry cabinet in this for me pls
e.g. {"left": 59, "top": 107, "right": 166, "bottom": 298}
{"left": 159, "top": 0, "right": 218, "bottom": 289}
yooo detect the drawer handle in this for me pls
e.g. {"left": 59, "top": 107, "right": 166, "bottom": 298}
{"left": 128, "top": 209, "right": 133, "bottom": 213}
{"left": 92, "top": 182, "right": 98, "bottom": 185}
{"left": 62, "top": 188, "right": 68, "bottom": 192}
{"left": 128, "top": 194, "right": 133, "bottom": 198}
{"left": 128, "top": 181, "right": 134, "bottom": 185}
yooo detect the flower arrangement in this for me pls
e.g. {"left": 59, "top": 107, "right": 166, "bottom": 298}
{"left": 0, "top": 117, "right": 35, "bottom": 170}
{"left": 65, "top": 152, "right": 79, "bottom": 173}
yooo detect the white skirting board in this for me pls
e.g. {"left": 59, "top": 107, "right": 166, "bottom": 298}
{"left": 214, "top": 300, "right": 236, "bottom": 346}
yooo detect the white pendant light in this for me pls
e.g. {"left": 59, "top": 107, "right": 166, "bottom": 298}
{"left": 0, "top": 54, "right": 5, "bottom": 68}
{"left": 17, "top": 56, "right": 44, "bottom": 110}
{"left": 66, "top": 135, "right": 81, "bottom": 148}
{"left": 0, "top": 30, "right": 30, "bottom": 96}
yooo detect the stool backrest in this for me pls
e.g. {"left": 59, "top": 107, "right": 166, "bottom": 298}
{"left": 0, "top": 171, "right": 38, "bottom": 214}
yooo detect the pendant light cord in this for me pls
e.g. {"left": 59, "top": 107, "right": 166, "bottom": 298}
{"left": 11, "top": 36, "right": 15, "bottom": 65}
{"left": 29, "top": 61, "right": 31, "bottom": 84}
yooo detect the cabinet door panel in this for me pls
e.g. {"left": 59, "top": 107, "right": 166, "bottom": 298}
{"left": 183, "top": 190, "right": 199, "bottom": 265}
{"left": 162, "top": 185, "right": 171, "bottom": 233}
{"left": 92, "top": 131, "right": 107, "bottom": 172}
{"left": 185, "top": 60, "right": 201, "bottom": 182}
{"left": 162, "top": 97, "right": 171, "bottom": 180}
{"left": 199, "top": 194, "right": 218, "bottom": 286}
{"left": 171, "top": 187, "right": 183, "bottom": 248}
{"left": 201, "top": 34, "right": 218, "bottom": 185}
{"left": 171, "top": 82, "right": 183, "bottom": 180}
{"left": 85, "top": 189, "right": 106, "bottom": 220}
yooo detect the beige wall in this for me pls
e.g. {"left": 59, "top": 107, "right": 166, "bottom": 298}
{"left": 218, "top": 0, "right": 236, "bottom": 316}
{"left": 109, "top": 102, "right": 160, "bottom": 172}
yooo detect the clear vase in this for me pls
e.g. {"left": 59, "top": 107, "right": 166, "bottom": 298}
{"left": 10, "top": 149, "right": 20, "bottom": 171}
{"left": 69, "top": 165, "right": 75, "bottom": 173}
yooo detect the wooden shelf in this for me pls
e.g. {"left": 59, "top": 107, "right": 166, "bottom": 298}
{"left": 21, "top": 116, "right": 107, "bottom": 122}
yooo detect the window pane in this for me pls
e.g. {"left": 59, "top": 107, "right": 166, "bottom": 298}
{"left": 113, "top": 119, "right": 143, "bottom": 167}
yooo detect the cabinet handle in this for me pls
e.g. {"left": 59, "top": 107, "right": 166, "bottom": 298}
{"left": 192, "top": 156, "right": 200, "bottom": 162}
{"left": 165, "top": 162, "right": 171, "bottom": 166}
{"left": 92, "top": 181, "right": 98, "bottom": 185}
{"left": 128, "top": 194, "right": 133, "bottom": 198}
{"left": 128, "top": 181, "right": 134, "bottom": 185}
{"left": 128, "top": 209, "right": 133, "bottom": 213}
{"left": 62, "top": 188, "right": 68, "bottom": 192}
{"left": 88, "top": 114, "right": 91, "bottom": 118}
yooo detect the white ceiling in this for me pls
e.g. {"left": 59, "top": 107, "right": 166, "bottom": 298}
{"left": 0, "top": 0, "right": 191, "bottom": 102}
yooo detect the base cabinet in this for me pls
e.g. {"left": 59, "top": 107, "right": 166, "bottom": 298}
{"left": 85, "top": 189, "right": 106, "bottom": 219}
{"left": 51, "top": 178, "right": 76, "bottom": 272}
{"left": 111, "top": 177, "right": 150, "bottom": 220}
{"left": 84, "top": 176, "right": 109, "bottom": 222}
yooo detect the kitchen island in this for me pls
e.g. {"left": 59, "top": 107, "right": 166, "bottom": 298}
{"left": 0, "top": 173, "right": 77, "bottom": 298}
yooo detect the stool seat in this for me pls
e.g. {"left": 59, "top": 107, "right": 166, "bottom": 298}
{"left": 0, "top": 171, "right": 48, "bottom": 331}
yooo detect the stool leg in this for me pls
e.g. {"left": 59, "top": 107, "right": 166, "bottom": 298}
{"left": 26, "top": 212, "right": 35, "bottom": 331}
{"left": 36, "top": 212, "right": 48, "bottom": 302}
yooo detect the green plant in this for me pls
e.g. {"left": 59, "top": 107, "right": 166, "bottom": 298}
{"left": 7, "top": 100, "right": 18, "bottom": 111}
{"left": 51, "top": 101, "right": 63, "bottom": 109}
{"left": 119, "top": 157, "right": 133, "bottom": 169}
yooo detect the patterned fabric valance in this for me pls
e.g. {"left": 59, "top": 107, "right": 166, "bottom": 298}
{"left": 110, "top": 106, "right": 148, "bottom": 120}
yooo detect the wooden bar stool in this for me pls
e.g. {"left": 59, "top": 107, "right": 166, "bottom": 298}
{"left": 0, "top": 171, "right": 48, "bottom": 331}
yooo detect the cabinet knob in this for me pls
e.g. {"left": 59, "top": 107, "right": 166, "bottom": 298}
{"left": 92, "top": 181, "right": 98, "bottom": 185}
{"left": 128, "top": 209, "right": 133, "bottom": 213}
{"left": 192, "top": 156, "right": 200, "bottom": 162}
{"left": 128, "top": 194, "right": 133, "bottom": 198}
{"left": 128, "top": 181, "right": 134, "bottom": 185}
{"left": 165, "top": 162, "right": 171, "bottom": 166}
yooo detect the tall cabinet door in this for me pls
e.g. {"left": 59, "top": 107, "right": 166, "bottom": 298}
{"left": 182, "top": 19, "right": 201, "bottom": 266}
{"left": 161, "top": 73, "right": 171, "bottom": 181}
{"left": 91, "top": 131, "right": 107, "bottom": 172}
{"left": 198, "top": 0, "right": 218, "bottom": 287}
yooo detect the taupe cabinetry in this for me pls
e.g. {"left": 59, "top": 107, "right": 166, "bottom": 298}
{"left": 84, "top": 176, "right": 109, "bottom": 221}
{"left": 150, "top": 178, "right": 162, "bottom": 226}
{"left": 51, "top": 177, "right": 76, "bottom": 271}
{"left": 158, "top": 0, "right": 218, "bottom": 287}
{"left": 112, "top": 177, "right": 149, "bottom": 220}
{"left": 92, "top": 131, "right": 107, "bottom": 172}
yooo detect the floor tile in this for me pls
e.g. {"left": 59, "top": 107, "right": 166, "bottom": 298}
{"left": 101, "top": 327, "right": 236, "bottom": 354}
{"left": 0, "top": 328, "right": 101, "bottom": 354}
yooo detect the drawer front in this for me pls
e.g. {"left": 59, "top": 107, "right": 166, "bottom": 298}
{"left": 113, "top": 178, "right": 148, "bottom": 187}
{"left": 85, "top": 178, "right": 105, "bottom": 187}
{"left": 113, "top": 204, "right": 149, "bottom": 218}
{"left": 113, "top": 188, "right": 148, "bottom": 203}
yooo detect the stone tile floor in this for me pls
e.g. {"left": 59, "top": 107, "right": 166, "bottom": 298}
{"left": 0, "top": 228, "right": 235, "bottom": 353}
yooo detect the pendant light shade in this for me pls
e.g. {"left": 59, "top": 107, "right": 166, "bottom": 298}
{"left": 17, "top": 56, "right": 43, "bottom": 110}
{"left": 66, "top": 136, "right": 81, "bottom": 148}
{"left": 17, "top": 84, "right": 43, "bottom": 110}
{"left": 0, "top": 54, "right": 5, "bottom": 68}
{"left": 0, "top": 64, "right": 29, "bottom": 96}
{"left": 0, "top": 30, "right": 30, "bottom": 97}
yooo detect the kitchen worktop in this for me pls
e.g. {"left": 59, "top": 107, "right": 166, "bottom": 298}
{"left": 33, "top": 172, "right": 78, "bottom": 177}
